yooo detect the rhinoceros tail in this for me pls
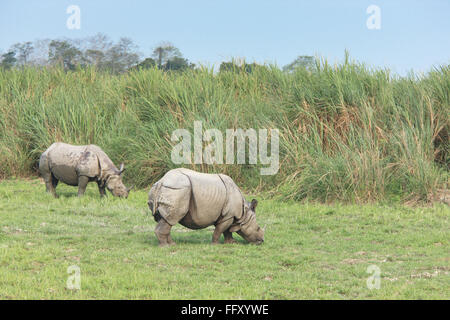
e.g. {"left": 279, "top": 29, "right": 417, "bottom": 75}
{"left": 149, "top": 182, "right": 163, "bottom": 222}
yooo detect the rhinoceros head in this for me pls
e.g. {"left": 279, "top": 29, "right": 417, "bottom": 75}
{"left": 230, "top": 199, "right": 264, "bottom": 244}
{"left": 105, "top": 163, "right": 132, "bottom": 198}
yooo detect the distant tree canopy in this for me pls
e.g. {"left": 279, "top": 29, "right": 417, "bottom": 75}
{"left": 0, "top": 34, "right": 140, "bottom": 73}
{"left": 150, "top": 42, "right": 195, "bottom": 71}
{"left": 133, "top": 57, "right": 157, "bottom": 70}
{"left": 0, "top": 51, "right": 17, "bottom": 70}
{"left": 101, "top": 37, "right": 140, "bottom": 73}
{"left": 0, "top": 33, "right": 315, "bottom": 75}
{"left": 163, "top": 56, "right": 195, "bottom": 71}
{"left": 219, "top": 61, "right": 263, "bottom": 74}
{"left": 131, "top": 42, "right": 194, "bottom": 71}
{"left": 11, "top": 41, "right": 33, "bottom": 66}
{"left": 0, "top": 35, "right": 197, "bottom": 73}
{"left": 48, "top": 40, "right": 83, "bottom": 71}
{"left": 283, "top": 55, "right": 315, "bottom": 72}
{"left": 151, "top": 42, "right": 181, "bottom": 68}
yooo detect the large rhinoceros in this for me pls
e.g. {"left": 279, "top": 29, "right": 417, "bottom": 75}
{"left": 39, "top": 142, "right": 131, "bottom": 198}
{"left": 147, "top": 168, "right": 264, "bottom": 246}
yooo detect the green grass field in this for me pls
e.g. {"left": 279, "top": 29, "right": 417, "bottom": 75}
{"left": 0, "top": 179, "right": 448, "bottom": 299}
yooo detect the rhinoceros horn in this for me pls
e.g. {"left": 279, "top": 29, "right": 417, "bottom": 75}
{"left": 118, "top": 163, "right": 125, "bottom": 175}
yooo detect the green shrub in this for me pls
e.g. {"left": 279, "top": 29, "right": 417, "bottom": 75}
{"left": 0, "top": 61, "right": 448, "bottom": 203}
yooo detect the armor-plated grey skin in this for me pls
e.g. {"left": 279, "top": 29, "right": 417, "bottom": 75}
{"left": 148, "top": 168, "right": 264, "bottom": 246}
{"left": 39, "top": 142, "right": 131, "bottom": 198}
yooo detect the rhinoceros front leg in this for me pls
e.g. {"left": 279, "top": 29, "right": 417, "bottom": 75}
{"left": 155, "top": 218, "right": 175, "bottom": 247}
{"left": 223, "top": 230, "right": 238, "bottom": 244}
{"left": 212, "top": 219, "right": 234, "bottom": 244}
{"left": 97, "top": 181, "right": 106, "bottom": 197}
{"left": 77, "top": 176, "right": 89, "bottom": 197}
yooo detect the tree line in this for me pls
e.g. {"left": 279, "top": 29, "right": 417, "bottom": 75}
{"left": 0, "top": 33, "right": 314, "bottom": 73}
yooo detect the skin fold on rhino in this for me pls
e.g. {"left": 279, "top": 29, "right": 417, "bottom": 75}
{"left": 39, "top": 142, "right": 131, "bottom": 198}
{"left": 147, "top": 168, "right": 265, "bottom": 246}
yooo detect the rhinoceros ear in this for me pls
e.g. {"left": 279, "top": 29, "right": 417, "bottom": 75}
{"left": 250, "top": 199, "right": 258, "bottom": 211}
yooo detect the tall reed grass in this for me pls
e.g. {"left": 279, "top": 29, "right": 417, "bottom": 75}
{"left": 0, "top": 60, "right": 448, "bottom": 203}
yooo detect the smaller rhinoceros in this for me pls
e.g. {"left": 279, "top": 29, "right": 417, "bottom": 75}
{"left": 147, "top": 168, "right": 264, "bottom": 246}
{"left": 39, "top": 142, "right": 131, "bottom": 198}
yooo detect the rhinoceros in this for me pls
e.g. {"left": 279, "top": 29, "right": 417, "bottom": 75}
{"left": 39, "top": 142, "right": 131, "bottom": 198}
{"left": 147, "top": 168, "right": 264, "bottom": 246}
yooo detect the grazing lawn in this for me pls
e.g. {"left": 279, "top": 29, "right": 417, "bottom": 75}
{"left": 0, "top": 179, "right": 448, "bottom": 299}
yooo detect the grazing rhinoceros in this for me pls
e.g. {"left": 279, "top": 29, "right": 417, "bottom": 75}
{"left": 147, "top": 168, "right": 264, "bottom": 246}
{"left": 39, "top": 142, "right": 131, "bottom": 198}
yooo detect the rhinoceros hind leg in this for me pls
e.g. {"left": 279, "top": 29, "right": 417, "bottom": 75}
{"left": 155, "top": 218, "right": 174, "bottom": 247}
{"left": 50, "top": 174, "right": 59, "bottom": 198}
{"left": 42, "top": 173, "right": 57, "bottom": 198}
{"left": 51, "top": 174, "right": 59, "bottom": 188}
{"left": 77, "top": 176, "right": 89, "bottom": 197}
{"left": 45, "top": 181, "right": 57, "bottom": 198}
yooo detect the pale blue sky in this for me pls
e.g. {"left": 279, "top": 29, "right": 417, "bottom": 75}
{"left": 1, "top": 0, "right": 449, "bottom": 74}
